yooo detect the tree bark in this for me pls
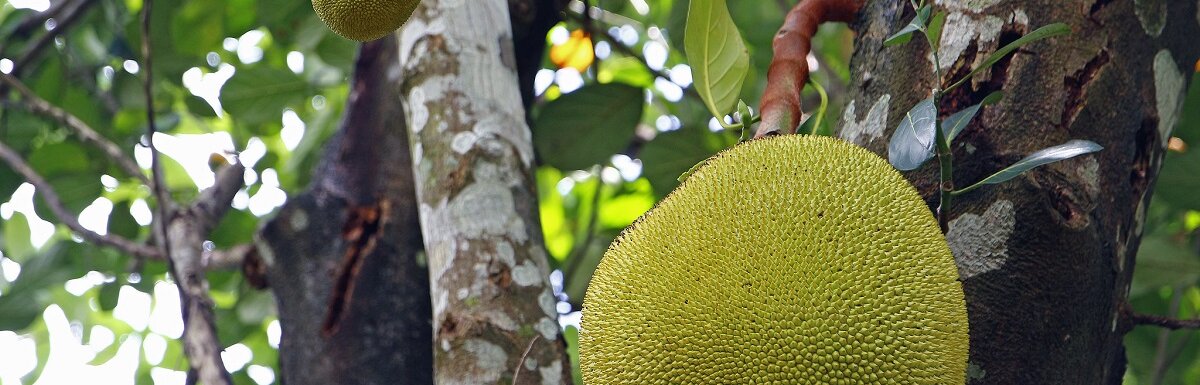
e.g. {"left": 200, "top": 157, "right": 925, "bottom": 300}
{"left": 397, "top": 1, "right": 572, "bottom": 384}
{"left": 838, "top": 1, "right": 1199, "bottom": 383}
{"left": 257, "top": 36, "right": 434, "bottom": 385}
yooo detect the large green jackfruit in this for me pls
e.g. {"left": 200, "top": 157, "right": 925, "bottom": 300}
{"left": 581, "top": 135, "right": 968, "bottom": 384}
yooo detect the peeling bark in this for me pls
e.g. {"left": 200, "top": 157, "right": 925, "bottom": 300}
{"left": 841, "top": 1, "right": 1200, "bottom": 383}
{"left": 258, "top": 36, "right": 433, "bottom": 385}
{"left": 397, "top": 1, "right": 571, "bottom": 384}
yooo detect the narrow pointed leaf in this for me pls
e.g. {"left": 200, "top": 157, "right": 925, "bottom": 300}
{"left": 884, "top": 5, "right": 932, "bottom": 47}
{"left": 960, "top": 140, "right": 1103, "bottom": 192}
{"left": 888, "top": 97, "right": 938, "bottom": 170}
{"left": 685, "top": 0, "right": 750, "bottom": 118}
{"left": 946, "top": 23, "right": 1070, "bottom": 92}
{"left": 944, "top": 91, "right": 1003, "bottom": 142}
{"left": 926, "top": 11, "right": 947, "bottom": 51}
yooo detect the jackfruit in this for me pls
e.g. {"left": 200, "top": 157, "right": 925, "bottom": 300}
{"left": 581, "top": 135, "right": 968, "bottom": 384}
{"left": 312, "top": 0, "right": 419, "bottom": 42}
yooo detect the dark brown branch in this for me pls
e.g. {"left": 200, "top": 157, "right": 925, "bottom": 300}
{"left": 1132, "top": 313, "right": 1200, "bottom": 331}
{"left": 11, "top": 0, "right": 98, "bottom": 76}
{"left": 0, "top": 140, "right": 161, "bottom": 259}
{"left": 0, "top": 0, "right": 75, "bottom": 56}
{"left": 755, "top": 0, "right": 862, "bottom": 138}
{"left": 0, "top": 72, "right": 149, "bottom": 184}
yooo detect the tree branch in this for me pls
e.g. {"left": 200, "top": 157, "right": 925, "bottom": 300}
{"left": 10, "top": 0, "right": 98, "bottom": 76}
{"left": 1132, "top": 312, "right": 1200, "bottom": 331}
{"left": 0, "top": 141, "right": 161, "bottom": 259}
{"left": 139, "top": 0, "right": 231, "bottom": 382}
{"left": 755, "top": 0, "right": 862, "bottom": 138}
{"left": 0, "top": 0, "right": 75, "bottom": 56}
{"left": 0, "top": 72, "right": 149, "bottom": 184}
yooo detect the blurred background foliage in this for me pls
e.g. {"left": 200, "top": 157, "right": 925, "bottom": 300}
{"left": 0, "top": 0, "right": 1195, "bottom": 384}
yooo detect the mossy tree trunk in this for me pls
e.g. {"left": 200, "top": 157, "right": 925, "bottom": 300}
{"left": 396, "top": 1, "right": 573, "bottom": 384}
{"left": 839, "top": 1, "right": 1199, "bottom": 383}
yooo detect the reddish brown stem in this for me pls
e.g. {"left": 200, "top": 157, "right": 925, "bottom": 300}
{"left": 756, "top": 0, "right": 863, "bottom": 138}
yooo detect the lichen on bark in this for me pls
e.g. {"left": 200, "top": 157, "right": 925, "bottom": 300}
{"left": 397, "top": 1, "right": 571, "bottom": 384}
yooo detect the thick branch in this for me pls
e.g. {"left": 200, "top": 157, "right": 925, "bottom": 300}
{"left": 0, "top": 72, "right": 148, "bottom": 184}
{"left": 0, "top": 141, "right": 160, "bottom": 259}
{"left": 139, "top": 0, "right": 230, "bottom": 382}
{"left": 755, "top": 0, "right": 862, "bottom": 138}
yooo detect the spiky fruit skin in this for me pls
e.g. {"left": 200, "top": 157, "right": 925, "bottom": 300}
{"left": 311, "top": 0, "right": 419, "bottom": 42}
{"left": 581, "top": 135, "right": 968, "bottom": 384}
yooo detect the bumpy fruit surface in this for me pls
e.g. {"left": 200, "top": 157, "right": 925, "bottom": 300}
{"left": 312, "top": 0, "right": 419, "bottom": 42}
{"left": 581, "top": 135, "right": 968, "bottom": 384}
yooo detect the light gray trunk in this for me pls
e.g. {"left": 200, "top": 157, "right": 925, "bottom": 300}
{"left": 397, "top": 1, "right": 573, "bottom": 384}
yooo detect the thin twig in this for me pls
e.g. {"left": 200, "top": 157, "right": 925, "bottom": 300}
{"left": 1132, "top": 313, "right": 1200, "bottom": 330}
{"left": 0, "top": 0, "right": 75, "bottom": 56}
{"left": 511, "top": 335, "right": 542, "bottom": 385}
{"left": 0, "top": 141, "right": 161, "bottom": 259}
{"left": 0, "top": 72, "right": 148, "bottom": 184}
{"left": 11, "top": 0, "right": 98, "bottom": 76}
{"left": 756, "top": 0, "right": 863, "bottom": 138}
{"left": 1149, "top": 287, "right": 1184, "bottom": 385}
{"left": 565, "top": 9, "right": 702, "bottom": 103}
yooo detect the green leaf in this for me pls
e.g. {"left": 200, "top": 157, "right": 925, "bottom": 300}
{"left": 2, "top": 212, "right": 35, "bottom": 263}
{"left": 97, "top": 282, "right": 121, "bottom": 311}
{"left": 1156, "top": 149, "right": 1200, "bottom": 210}
{"left": 639, "top": 127, "right": 736, "bottom": 196}
{"left": 926, "top": 11, "right": 947, "bottom": 51}
{"left": 29, "top": 142, "right": 90, "bottom": 177}
{"left": 564, "top": 325, "right": 583, "bottom": 385}
{"left": 107, "top": 201, "right": 143, "bottom": 240}
{"left": 944, "top": 91, "right": 1003, "bottom": 142}
{"left": 1131, "top": 236, "right": 1200, "bottom": 297}
{"left": 0, "top": 249, "right": 70, "bottom": 330}
{"left": 599, "top": 57, "right": 655, "bottom": 88}
{"left": 185, "top": 95, "right": 219, "bottom": 118}
{"left": 685, "top": 0, "right": 750, "bottom": 119}
{"left": 533, "top": 83, "right": 645, "bottom": 171}
{"left": 955, "top": 140, "right": 1103, "bottom": 195}
{"left": 945, "top": 23, "right": 1070, "bottom": 92}
{"left": 220, "top": 67, "right": 309, "bottom": 126}
{"left": 888, "top": 97, "right": 938, "bottom": 171}
{"left": 884, "top": 5, "right": 931, "bottom": 47}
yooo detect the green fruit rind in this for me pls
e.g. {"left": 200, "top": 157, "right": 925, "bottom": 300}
{"left": 312, "top": 0, "right": 419, "bottom": 42}
{"left": 581, "top": 135, "right": 968, "bottom": 384}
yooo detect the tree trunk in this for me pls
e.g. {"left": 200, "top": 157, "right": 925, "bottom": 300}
{"left": 839, "top": 1, "right": 1199, "bottom": 383}
{"left": 396, "top": 1, "right": 572, "bottom": 384}
{"left": 258, "top": 36, "right": 434, "bottom": 385}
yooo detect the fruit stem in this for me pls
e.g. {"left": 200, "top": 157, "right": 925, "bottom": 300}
{"left": 933, "top": 89, "right": 953, "bottom": 234}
